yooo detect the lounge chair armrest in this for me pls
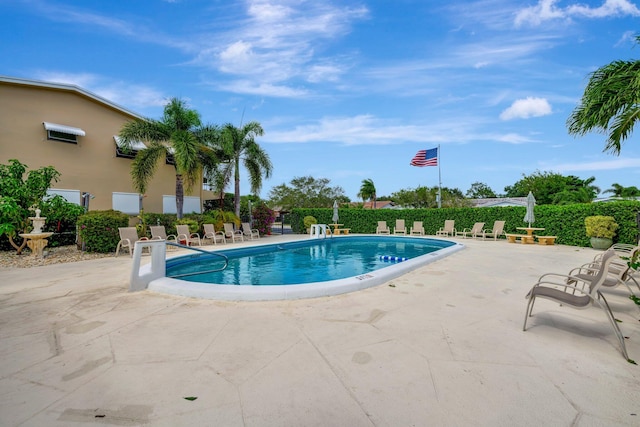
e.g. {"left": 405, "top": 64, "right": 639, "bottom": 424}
{"left": 527, "top": 275, "right": 594, "bottom": 298}
{"left": 536, "top": 272, "right": 591, "bottom": 286}
{"left": 532, "top": 279, "right": 593, "bottom": 295}
{"left": 568, "top": 263, "right": 600, "bottom": 275}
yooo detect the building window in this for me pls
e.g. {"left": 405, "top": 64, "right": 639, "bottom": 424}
{"left": 115, "top": 144, "right": 137, "bottom": 158}
{"left": 166, "top": 153, "right": 175, "bottom": 166}
{"left": 114, "top": 136, "right": 146, "bottom": 159}
{"left": 43, "top": 122, "right": 85, "bottom": 144}
{"left": 47, "top": 130, "right": 78, "bottom": 143}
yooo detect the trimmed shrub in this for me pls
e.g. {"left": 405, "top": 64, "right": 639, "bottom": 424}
{"left": 77, "top": 210, "right": 129, "bottom": 253}
{"left": 303, "top": 215, "right": 317, "bottom": 231}
{"left": 289, "top": 200, "right": 640, "bottom": 246}
{"left": 585, "top": 215, "right": 618, "bottom": 239}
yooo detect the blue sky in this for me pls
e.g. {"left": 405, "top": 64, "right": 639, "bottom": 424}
{"left": 2, "top": 0, "right": 640, "bottom": 201}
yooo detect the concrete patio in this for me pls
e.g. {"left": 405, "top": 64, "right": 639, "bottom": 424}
{"left": 0, "top": 236, "right": 639, "bottom": 426}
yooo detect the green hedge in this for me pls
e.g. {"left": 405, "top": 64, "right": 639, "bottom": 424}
{"left": 77, "top": 210, "right": 129, "bottom": 253}
{"left": 290, "top": 201, "right": 640, "bottom": 247}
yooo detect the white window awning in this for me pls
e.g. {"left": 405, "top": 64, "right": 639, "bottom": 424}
{"left": 43, "top": 122, "right": 86, "bottom": 136}
{"left": 113, "top": 136, "right": 147, "bottom": 151}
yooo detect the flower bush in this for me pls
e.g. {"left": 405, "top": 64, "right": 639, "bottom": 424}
{"left": 252, "top": 203, "right": 275, "bottom": 236}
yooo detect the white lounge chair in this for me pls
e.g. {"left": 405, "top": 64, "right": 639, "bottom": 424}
{"left": 481, "top": 220, "right": 505, "bottom": 241}
{"left": 176, "top": 224, "right": 202, "bottom": 246}
{"left": 393, "top": 219, "right": 407, "bottom": 235}
{"left": 115, "top": 227, "right": 148, "bottom": 257}
{"left": 242, "top": 222, "right": 260, "bottom": 240}
{"left": 435, "top": 220, "right": 456, "bottom": 237}
{"left": 376, "top": 221, "right": 390, "bottom": 234}
{"left": 456, "top": 222, "right": 484, "bottom": 239}
{"left": 410, "top": 221, "right": 425, "bottom": 236}
{"left": 523, "top": 249, "right": 630, "bottom": 360}
{"left": 223, "top": 223, "right": 244, "bottom": 243}
{"left": 150, "top": 225, "right": 177, "bottom": 243}
{"left": 149, "top": 225, "right": 178, "bottom": 250}
{"left": 202, "top": 223, "right": 226, "bottom": 245}
{"left": 570, "top": 245, "right": 640, "bottom": 299}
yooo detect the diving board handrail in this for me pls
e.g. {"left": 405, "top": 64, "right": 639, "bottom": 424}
{"left": 129, "top": 239, "right": 229, "bottom": 292}
{"left": 167, "top": 242, "right": 229, "bottom": 279}
{"left": 165, "top": 241, "right": 229, "bottom": 278}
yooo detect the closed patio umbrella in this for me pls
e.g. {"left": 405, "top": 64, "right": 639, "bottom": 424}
{"left": 332, "top": 200, "right": 339, "bottom": 223}
{"left": 524, "top": 191, "right": 536, "bottom": 227}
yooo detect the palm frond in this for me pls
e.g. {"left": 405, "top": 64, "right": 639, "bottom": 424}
{"left": 130, "top": 144, "right": 166, "bottom": 194}
{"left": 118, "top": 119, "right": 170, "bottom": 145}
{"left": 567, "top": 59, "right": 640, "bottom": 154}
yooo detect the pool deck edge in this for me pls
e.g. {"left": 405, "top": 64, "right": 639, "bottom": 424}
{"left": 146, "top": 236, "right": 465, "bottom": 301}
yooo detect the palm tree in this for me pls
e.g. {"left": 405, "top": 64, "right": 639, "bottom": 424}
{"left": 118, "top": 98, "right": 219, "bottom": 219}
{"left": 551, "top": 176, "right": 600, "bottom": 204}
{"left": 358, "top": 178, "right": 377, "bottom": 208}
{"left": 604, "top": 183, "right": 640, "bottom": 198}
{"left": 213, "top": 121, "right": 272, "bottom": 217}
{"left": 567, "top": 36, "right": 640, "bottom": 154}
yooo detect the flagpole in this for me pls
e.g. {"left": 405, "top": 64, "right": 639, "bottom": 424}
{"left": 437, "top": 144, "right": 442, "bottom": 208}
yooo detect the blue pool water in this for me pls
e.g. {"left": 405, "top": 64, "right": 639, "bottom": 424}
{"left": 166, "top": 236, "right": 455, "bottom": 286}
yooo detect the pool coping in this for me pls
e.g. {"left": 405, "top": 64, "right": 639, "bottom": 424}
{"left": 145, "top": 235, "right": 465, "bottom": 301}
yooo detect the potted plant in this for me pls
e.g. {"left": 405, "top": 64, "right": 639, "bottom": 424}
{"left": 303, "top": 215, "right": 317, "bottom": 233}
{"left": 584, "top": 215, "right": 618, "bottom": 249}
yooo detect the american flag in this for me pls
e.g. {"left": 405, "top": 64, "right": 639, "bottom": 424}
{"left": 410, "top": 148, "right": 438, "bottom": 167}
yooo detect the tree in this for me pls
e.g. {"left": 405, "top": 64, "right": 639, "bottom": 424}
{"left": 466, "top": 182, "right": 497, "bottom": 199}
{"left": 604, "top": 183, "right": 640, "bottom": 198}
{"left": 268, "top": 176, "right": 347, "bottom": 210}
{"left": 210, "top": 122, "right": 273, "bottom": 217}
{"left": 0, "top": 159, "right": 60, "bottom": 254}
{"left": 391, "top": 186, "right": 469, "bottom": 208}
{"left": 504, "top": 171, "right": 599, "bottom": 204}
{"left": 118, "top": 98, "right": 219, "bottom": 219}
{"left": 357, "top": 179, "right": 377, "bottom": 208}
{"left": 567, "top": 35, "right": 640, "bottom": 154}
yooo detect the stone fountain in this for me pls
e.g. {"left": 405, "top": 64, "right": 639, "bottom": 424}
{"left": 19, "top": 208, "right": 54, "bottom": 258}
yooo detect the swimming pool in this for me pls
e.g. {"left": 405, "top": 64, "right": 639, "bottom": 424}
{"left": 146, "top": 235, "right": 464, "bottom": 300}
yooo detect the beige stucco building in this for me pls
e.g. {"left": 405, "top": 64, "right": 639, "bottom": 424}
{"left": 0, "top": 76, "right": 214, "bottom": 214}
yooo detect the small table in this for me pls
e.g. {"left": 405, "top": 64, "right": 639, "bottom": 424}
{"left": 516, "top": 227, "right": 545, "bottom": 244}
{"left": 328, "top": 223, "right": 343, "bottom": 234}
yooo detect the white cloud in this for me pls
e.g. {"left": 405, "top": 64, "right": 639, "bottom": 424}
{"left": 306, "top": 63, "right": 343, "bottom": 83}
{"left": 33, "top": 71, "right": 99, "bottom": 88}
{"left": 208, "top": 1, "right": 368, "bottom": 83}
{"left": 33, "top": 71, "right": 167, "bottom": 109}
{"left": 262, "top": 114, "right": 534, "bottom": 147}
{"left": 615, "top": 30, "right": 637, "bottom": 46}
{"left": 550, "top": 157, "right": 640, "bottom": 172}
{"left": 494, "top": 133, "right": 538, "bottom": 144}
{"left": 222, "top": 80, "right": 309, "bottom": 98}
{"left": 500, "top": 97, "right": 552, "bottom": 120}
{"left": 515, "top": 0, "right": 640, "bottom": 27}
{"left": 514, "top": 0, "right": 565, "bottom": 26}
{"left": 567, "top": 0, "right": 640, "bottom": 18}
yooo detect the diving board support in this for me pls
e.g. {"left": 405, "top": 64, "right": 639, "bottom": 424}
{"left": 130, "top": 240, "right": 167, "bottom": 292}
{"left": 309, "top": 223, "right": 330, "bottom": 239}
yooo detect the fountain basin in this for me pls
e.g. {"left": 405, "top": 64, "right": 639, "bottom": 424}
{"left": 19, "top": 232, "right": 54, "bottom": 258}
